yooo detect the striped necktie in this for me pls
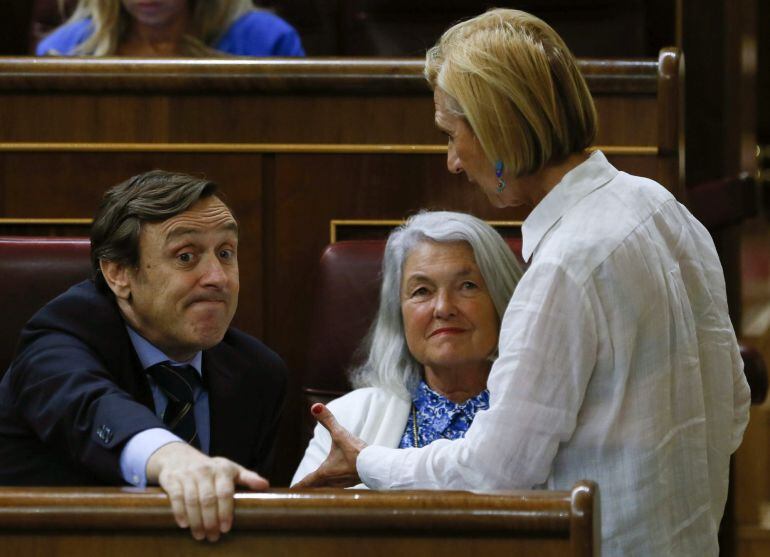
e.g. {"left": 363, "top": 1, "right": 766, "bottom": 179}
{"left": 147, "top": 363, "right": 201, "bottom": 449}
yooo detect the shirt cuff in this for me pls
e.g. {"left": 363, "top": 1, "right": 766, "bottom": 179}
{"left": 120, "top": 428, "right": 183, "bottom": 487}
{"left": 357, "top": 445, "right": 396, "bottom": 489}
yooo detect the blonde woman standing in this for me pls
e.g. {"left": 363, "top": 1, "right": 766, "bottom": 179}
{"left": 295, "top": 9, "right": 751, "bottom": 556}
{"left": 37, "top": 0, "right": 304, "bottom": 57}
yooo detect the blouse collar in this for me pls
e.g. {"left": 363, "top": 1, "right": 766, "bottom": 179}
{"left": 521, "top": 150, "right": 619, "bottom": 262}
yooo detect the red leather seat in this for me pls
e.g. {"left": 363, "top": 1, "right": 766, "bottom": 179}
{"left": 0, "top": 237, "right": 91, "bottom": 374}
{"left": 304, "top": 241, "right": 386, "bottom": 403}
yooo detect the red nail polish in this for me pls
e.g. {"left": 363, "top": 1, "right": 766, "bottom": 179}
{"left": 311, "top": 404, "right": 322, "bottom": 415}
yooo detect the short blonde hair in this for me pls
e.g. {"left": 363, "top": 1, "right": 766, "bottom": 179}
{"left": 62, "top": 0, "right": 256, "bottom": 56}
{"left": 425, "top": 8, "right": 597, "bottom": 177}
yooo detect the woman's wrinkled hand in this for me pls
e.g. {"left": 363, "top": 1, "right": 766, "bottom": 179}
{"left": 292, "top": 403, "right": 367, "bottom": 488}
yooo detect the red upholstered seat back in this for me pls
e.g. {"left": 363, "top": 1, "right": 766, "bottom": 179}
{"left": 304, "top": 241, "right": 386, "bottom": 402}
{"left": 0, "top": 237, "right": 91, "bottom": 374}
{"left": 303, "top": 237, "right": 524, "bottom": 405}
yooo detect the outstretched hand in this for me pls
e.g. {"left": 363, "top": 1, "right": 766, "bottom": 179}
{"left": 293, "top": 403, "right": 367, "bottom": 488}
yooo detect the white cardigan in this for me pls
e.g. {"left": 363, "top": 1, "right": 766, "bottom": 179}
{"left": 291, "top": 387, "right": 410, "bottom": 486}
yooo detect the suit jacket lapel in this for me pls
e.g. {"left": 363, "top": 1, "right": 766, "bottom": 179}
{"left": 204, "top": 352, "right": 247, "bottom": 463}
{"left": 106, "top": 324, "right": 155, "bottom": 411}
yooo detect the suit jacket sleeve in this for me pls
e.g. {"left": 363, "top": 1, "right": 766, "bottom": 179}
{"left": 247, "top": 345, "right": 287, "bottom": 474}
{"left": 1, "top": 281, "right": 164, "bottom": 484}
{"left": 205, "top": 328, "right": 288, "bottom": 475}
{"left": 6, "top": 330, "right": 164, "bottom": 483}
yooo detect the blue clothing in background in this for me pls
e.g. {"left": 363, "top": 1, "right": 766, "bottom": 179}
{"left": 399, "top": 380, "right": 490, "bottom": 449}
{"left": 215, "top": 10, "right": 304, "bottom": 56}
{"left": 36, "top": 10, "right": 305, "bottom": 56}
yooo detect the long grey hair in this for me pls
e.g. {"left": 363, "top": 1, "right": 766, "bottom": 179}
{"left": 349, "top": 211, "right": 523, "bottom": 399}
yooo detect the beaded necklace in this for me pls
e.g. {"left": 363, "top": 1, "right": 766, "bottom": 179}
{"left": 411, "top": 403, "right": 420, "bottom": 448}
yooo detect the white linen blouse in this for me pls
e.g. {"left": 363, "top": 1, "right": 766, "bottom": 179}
{"left": 356, "top": 151, "right": 751, "bottom": 556}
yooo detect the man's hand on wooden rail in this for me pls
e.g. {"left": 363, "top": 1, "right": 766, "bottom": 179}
{"left": 146, "top": 442, "right": 269, "bottom": 542}
{"left": 293, "top": 403, "right": 367, "bottom": 488}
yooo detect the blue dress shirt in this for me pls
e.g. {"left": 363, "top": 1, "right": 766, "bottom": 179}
{"left": 119, "top": 327, "right": 210, "bottom": 487}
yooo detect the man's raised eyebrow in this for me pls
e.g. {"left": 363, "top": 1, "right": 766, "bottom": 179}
{"left": 165, "top": 221, "right": 239, "bottom": 243}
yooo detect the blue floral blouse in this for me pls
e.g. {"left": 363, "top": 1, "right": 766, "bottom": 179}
{"left": 398, "top": 380, "right": 490, "bottom": 449}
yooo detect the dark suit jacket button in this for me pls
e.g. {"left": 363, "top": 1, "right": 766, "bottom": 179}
{"left": 96, "top": 425, "right": 113, "bottom": 443}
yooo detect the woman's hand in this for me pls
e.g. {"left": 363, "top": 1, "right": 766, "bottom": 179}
{"left": 293, "top": 403, "right": 367, "bottom": 488}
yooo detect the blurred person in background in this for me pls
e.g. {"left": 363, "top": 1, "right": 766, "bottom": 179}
{"left": 37, "top": 0, "right": 304, "bottom": 57}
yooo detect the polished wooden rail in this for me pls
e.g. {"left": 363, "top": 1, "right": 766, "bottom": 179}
{"left": 0, "top": 482, "right": 599, "bottom": 556}
{"left": 0, "top": 56, "right": 656, "bottom": 94}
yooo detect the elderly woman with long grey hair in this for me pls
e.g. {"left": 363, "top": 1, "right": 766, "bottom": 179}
{"left": 291, "top": 211, "right": 522, "bottom": 485}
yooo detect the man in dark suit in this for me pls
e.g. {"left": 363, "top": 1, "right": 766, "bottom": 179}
{"left": 0, "top": 170, "right": 286, "bottom": 542}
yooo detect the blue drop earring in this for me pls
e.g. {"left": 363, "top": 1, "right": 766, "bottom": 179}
{"left": 495, "top": 160, "right": 506, "bottom": 193}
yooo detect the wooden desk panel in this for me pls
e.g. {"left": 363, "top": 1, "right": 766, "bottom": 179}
{"left": 0, "top": 94, "right": 441, "bottom": 145}
{"left": 737, "top": 527, "right": 770, "bottom": 557}
{"left": 0, "top": 56, "right": 670, "bottom": 152}
{"left": 2, "top": 534, "right": 570, "bottom": 557}
{"left": 0, "top": 93, "right": 659, "bottom": 149}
